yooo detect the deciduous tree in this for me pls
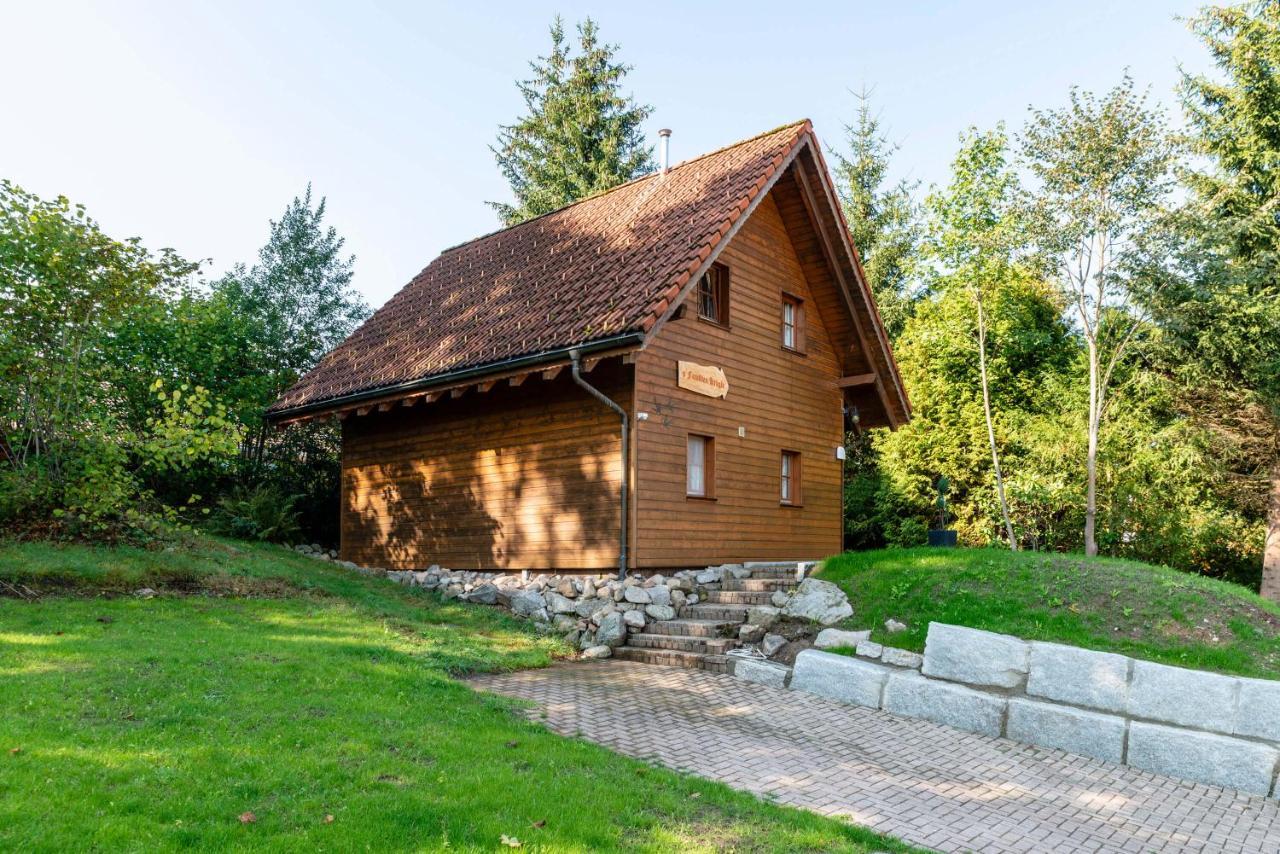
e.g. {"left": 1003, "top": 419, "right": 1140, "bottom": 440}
{"left": 1020, "top": 77, "right": 1175, "bottom": 557}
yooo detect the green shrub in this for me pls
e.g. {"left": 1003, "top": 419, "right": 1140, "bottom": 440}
{"left": 212, "top": 484, "right": 302, "bottom": 543}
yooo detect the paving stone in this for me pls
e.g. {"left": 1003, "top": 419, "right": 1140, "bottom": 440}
{"left": 790, "top": 650, "right": 889, "bottom": 708}
{"left": 882, "top": 671, "right": 1006, "bottom": 737}
{"left": 1126, "top": 721, "right": 1278, "bottom": 796}
{"left": 1026, "top": 641, "right": 1129, "bottom": 713}
{"left": 733, "top": 658, "right": 790, "bottom": 689}
{"left": 1235, "top": 677, "right": 1280, "bottom": 742}
{"left": 472, "top": 662, "right": 1280, "bottom": 854}
{"left": 922, "top": 623, "right": 1029, "bottom": 689}
{"left": 1006, "top": 697, "right": 1125, "bottom": 764}
{"left": 1127, "top": 660, "right": 1238, "bottom": 734}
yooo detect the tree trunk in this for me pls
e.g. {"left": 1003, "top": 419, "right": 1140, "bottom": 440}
{"left": 1263, "top": 459, "right": 1280, "bottom": 601}
{"left": 1085, "top": 340, "right": 1100, "bottom": 557}
{"left": 976, "top": 294, "right": 1017, "bottom": 550}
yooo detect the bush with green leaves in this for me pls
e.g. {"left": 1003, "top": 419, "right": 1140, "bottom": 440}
{"left": 211, "top": 484, "right": 302, "bottom": 543}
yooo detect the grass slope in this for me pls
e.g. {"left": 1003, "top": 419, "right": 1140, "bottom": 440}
{"left": 0, "top": 537, "right": 913, "bottom": 853}
{"left": 818, "top": 547, "right": 1280, "bottom": 679}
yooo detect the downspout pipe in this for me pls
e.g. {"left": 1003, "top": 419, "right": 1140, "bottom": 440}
{"left": 570, "top": 349, "right": 629, "bottom": 580}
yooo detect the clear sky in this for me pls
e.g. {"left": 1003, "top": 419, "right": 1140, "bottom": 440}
{"left": 4, "top": 1, "right": 1210, "bottom": 308}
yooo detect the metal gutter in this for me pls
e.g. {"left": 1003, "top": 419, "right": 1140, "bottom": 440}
{"left": 266, "top": 332, "right": 644, "bottom": 423}
{"left": 569, "top": 349, "right": 630, "bottom": 580}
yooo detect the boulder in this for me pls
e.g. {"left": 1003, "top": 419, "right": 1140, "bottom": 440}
{"left": 580, "top": 578, "right": 597, "bottom": 599}
{"left": 745, "top": 606, "right": 780, "bottom": 629}
{"left": 1026, "top": 641, "right": 1129, "bottom": 714}
{"left": 623, "top": 609, "right": 646, "bottom": 629}
{"left": 814, "top": 628, "right": 870, "bottom": 649}
{"left": 882, "top": 671, "right": 1006, "bottom": 737}
{"left": 781, "top": 578, "right": 853, "bottom": 626}
{"left": 545, "top": 592, "right": 578, "bottom": 615}
{"left": 552, "top": 614, "right": 578, "bottom": 633}
{"left": 623, "top": 586, "right": 651, "bottom": 605}
{"left": 1127, "top": 721, "right": 1277, "bottom": 795}
{"left": 790, "top": 650, "right": 890, "bottom": 708}
{"left": 884, "top": 618, "right": 907, "bottom": 633}
{"left": 1236, "top": 678, "right": 1280, "bottom": 742}
{"left": 467, "top": 583, "right": 498, "bottom": 605}
{"left": 880, "top": 647, "right": 923, "bottom": 669}
{"left": 1127, "top": 660, "right": 1238, "bottom": 734}
{"left": 921, "top": 623, "right": 1029, "bottom": 689}
{"left": 511, "top": 589, "right": 549, "bottom": 621}
{"left": 595, "top": 612, "right": 627, "bottom": 648}
{"left": 771, "top": 591, "right": 791, "bottom": 608}
{"left": 582, "top": 645, "right": 612, "bottom": 660}
{"left": 739, "top": 624, "right": 766, "bottom": 643}
{"left": 695, "top": 567, "right": 724, "bottom": 585}
{"left": 556, "top": 578, "right": 577, "bottom": 598}
{"left": 1006, "top": 698, "right": 1125, "bottom": 764}
{"left": 855, "top": 640, "right": 883, "bottom": 659}
{"left": 761, "top": 633, "right": 787, "bottom": 657}
{"left": 733, "top": 658, "right": 790, "bottom": 689}
{"left": 574, "top": 598, "right": 601, "bottom": 619}
{"left": 644, "top": 603, "right": 676, "bottom": 621}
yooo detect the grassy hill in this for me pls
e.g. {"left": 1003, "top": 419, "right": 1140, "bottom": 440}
{"left": 0, "top": 536, "right": 912, "bottom": 853}
{"left": 818, "top": 547, "right": 1280, "bottom": 679}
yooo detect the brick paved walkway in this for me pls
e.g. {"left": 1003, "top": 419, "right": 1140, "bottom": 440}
{"left": 471, "top": 661, "right": 1280, "bottom": 853}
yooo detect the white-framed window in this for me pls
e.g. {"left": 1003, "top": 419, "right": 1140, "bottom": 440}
{"left": 781, "top": 293, "right": 804, "bottom": 351}
{"left": 687, "top": 434, "right": 713, "bottom": 498}
{"left": 781, "top": 450, "right": 801, "bottom": 505}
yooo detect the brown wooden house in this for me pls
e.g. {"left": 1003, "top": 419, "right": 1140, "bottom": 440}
{"left": 269, "top": 121, "right": 909, "bottom": 574}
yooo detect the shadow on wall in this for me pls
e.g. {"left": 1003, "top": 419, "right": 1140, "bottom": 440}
{"left": 341, "top": 367, "right": 626, "bottom": 571}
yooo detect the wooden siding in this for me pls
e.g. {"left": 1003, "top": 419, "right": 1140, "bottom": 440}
{"left": 340, "top": 362, "right": 631, "bottom": 571}
{"left": 633, "top": 188, "right": 845, "bottom": 567}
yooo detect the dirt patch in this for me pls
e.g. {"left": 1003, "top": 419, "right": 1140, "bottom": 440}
{"left": 0, "top": 572, "right": 308, "bottom": 601}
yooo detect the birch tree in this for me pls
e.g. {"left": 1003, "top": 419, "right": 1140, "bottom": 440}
{"left": 927, "top": 126, "right": 1026, "bottom": 549}
{"left": 1021, "top": 78, "right": 1174, "bottom": 557}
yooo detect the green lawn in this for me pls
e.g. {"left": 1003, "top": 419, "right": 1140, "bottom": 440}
{"left": 818, "top": 547, "right": 1280, "bottom": 679}
{"left": 0, "top": 537, "right": 913, "bottom": 853}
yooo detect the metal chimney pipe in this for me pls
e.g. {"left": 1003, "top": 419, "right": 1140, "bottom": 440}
{"left": 658, "top": 128, "right": 671, "bottom": 173}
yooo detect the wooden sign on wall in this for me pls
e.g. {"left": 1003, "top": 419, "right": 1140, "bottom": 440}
{"left": 677, "top": 361, "right": 729, "bottom": 399}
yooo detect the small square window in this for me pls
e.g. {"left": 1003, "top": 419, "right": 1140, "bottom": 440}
{"left": 697, "top": 264, "right": 729, "bottom": 326}
{"left": 687, "top": 434, "right": 715, "bottom": 498}
{"left": 782, "top": 294, "right": 804, "bottom": 352}
{"left": 780, "top": 450, "right": 802, "bottom": 505}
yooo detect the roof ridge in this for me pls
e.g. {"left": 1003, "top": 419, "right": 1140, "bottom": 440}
{"left": 437, "top": 119, "right": 811, "bottom": 256}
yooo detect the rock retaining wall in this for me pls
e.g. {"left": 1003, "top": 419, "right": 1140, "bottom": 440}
{"left": 741, "top": 621, "right": 1280, "bottom": 798}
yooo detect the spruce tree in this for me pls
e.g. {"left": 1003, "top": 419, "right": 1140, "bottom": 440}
{"left": 490, "top": 17, "right": 653, "bottom": 226}
{"left": 832, "top": 87, "right": 921, "bottom": 340}
{"left": 1174, "top": 1, "right": 1280, "bottom": 598}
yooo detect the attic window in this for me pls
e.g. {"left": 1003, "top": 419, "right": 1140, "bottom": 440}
{"left": 697, "top": 264, "right": 729, "bottom": 327}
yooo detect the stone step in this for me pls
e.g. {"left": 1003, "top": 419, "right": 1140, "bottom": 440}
{"left": 641, "top": 618, "right": 738, "bottom": 638}
{"left": 681, "top": 603, "right": 750, "bottom": 621}
{"left": 723, "top": 577, "right": 798, "bottom": 592}
{"left": 706, "top": 590, "right": 777, "bottom": 606}
{"left": 744, "top": 566, "right": 807, "bottom": 580}
{"left": 627, "top": 633, "right": 738, "bottom": 655}
{"left": 613, "top": 646, "right": 730, "bottom": 673}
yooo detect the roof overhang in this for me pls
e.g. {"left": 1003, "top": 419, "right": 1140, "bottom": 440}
{"left": 266, "top": 332, "right": 644, "bottom": 426}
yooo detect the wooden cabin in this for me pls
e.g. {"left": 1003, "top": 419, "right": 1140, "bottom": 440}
{"left": 269, "top": 121, "right": 909, "bottom": 573}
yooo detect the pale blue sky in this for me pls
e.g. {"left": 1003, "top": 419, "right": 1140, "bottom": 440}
{"left": 4, "top": 1, "right": 1209, "bottom": 307}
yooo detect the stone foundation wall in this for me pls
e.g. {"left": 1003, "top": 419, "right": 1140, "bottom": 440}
{"left": 741, "top": 622, "right": 1280, "bottom": 798}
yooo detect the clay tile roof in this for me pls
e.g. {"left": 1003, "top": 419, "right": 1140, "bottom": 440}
{"left": 269, "top": 120, "right": 813, "bottom": 418}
